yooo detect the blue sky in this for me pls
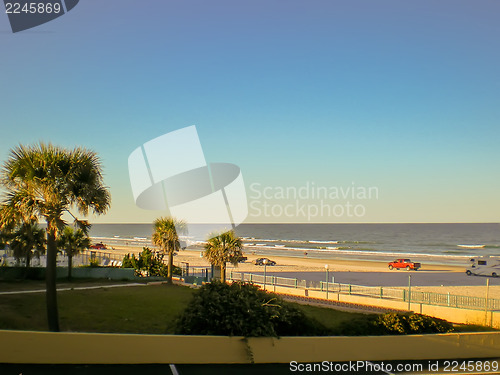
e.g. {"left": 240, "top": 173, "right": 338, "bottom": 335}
{"left": 0, "top": 0, "right": 499, "bottom": 223}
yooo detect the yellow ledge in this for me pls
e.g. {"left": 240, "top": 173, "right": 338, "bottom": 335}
{"left": 0, "top": 330, "right": 499, "bottom": 364}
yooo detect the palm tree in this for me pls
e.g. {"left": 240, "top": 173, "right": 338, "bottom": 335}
{"left": 204, "top": 231, "right": 243, "bottom": 283}
{"left": 9, "top": 221, "right": 45, "bottom": 271}
{"left": 0, "top": 228, "right": 7, "bottom": 249}
{"left": 152, "top": 217, "right": 187, "bottom": 284}
{"left": 57, "top": 226, "right": 91, "bottom": 280}
{"left": 0, "top": 143, "right": 110, "bottom": 331}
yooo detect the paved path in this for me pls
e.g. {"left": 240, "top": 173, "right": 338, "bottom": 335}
{"left": 0, "top": 283, "right": 144, "bottom": 295}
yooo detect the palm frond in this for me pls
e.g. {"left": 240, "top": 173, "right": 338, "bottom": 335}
{"left": 204, "top": 231, "right": 243, "bottom": 267}
{"left": 0, "top": 142, "right": 111, "bottom": 227}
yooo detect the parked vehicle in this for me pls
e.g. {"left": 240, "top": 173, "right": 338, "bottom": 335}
{"left": 90, "top": 242, "right": 107, "bottom": 250}
{"left": 254, "top": 257, "right": 276, "bottom": 266}
{"left": 388, "top": 259, "right": 421, "bottom": 271}
{"left": 466, "top": 256, "right": 500, "bottom": 277}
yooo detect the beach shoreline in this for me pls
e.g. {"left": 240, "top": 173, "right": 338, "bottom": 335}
{"left": 104, "top": 245, "right": 466, "bottom": 272}
{"left": 94, "top": 246, "right": 500, "bottom": 299}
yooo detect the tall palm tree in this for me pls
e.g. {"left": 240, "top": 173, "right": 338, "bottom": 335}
{"left": 57, "top": 226, "right": 91, "bottom": 280}
{"left": 204, "top": 231, "right": 243, "bottom": 283}
{"left": 9, "top": 221, "right": 45, "bottom": 271}
{"left": 0, "top": 143, "right": 110, "bottom": 331}
{"left": 152, "top": 217, "right": 187, "bottom": 284}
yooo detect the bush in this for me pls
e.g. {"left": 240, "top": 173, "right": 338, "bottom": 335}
{"left": 330, "top": 314, "right": 382, "bottom": 336}
{"left": 330, "top": 312, "right": 454, "bottom": 336}
{"left": 175, "top": 281, "right": 328, "bottom": 337}
{"left": 121, "top": 247, "right": 181, "bottom": 277}
{"left": 375, "top": 312, "right": 453, "bottom": 335}
{"left": 121, "top": 253, "right": 134, "bottom": 269}
{"left": 332, "top": 313, "right": 454, "bottom": 336}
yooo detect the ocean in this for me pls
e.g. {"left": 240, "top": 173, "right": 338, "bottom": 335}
{"left": 89, "top": 223, "right": 500, "bottom": 265}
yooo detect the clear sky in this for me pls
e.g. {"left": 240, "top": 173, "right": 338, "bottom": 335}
{"left": 1, "top": 0, "right": 499, "bottom": 223}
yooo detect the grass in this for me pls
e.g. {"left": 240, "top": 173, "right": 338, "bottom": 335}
{"left": 298, "top": 304, "right": 377, "bottom": 333}
{"left": 0, "top": 283, "right": 195, "bottom": 333}
{"left": 0, "top": 278, "right": 137, "bottom": 292}
{"left": 0, "top": 280, "right": 496, "bottom": 334}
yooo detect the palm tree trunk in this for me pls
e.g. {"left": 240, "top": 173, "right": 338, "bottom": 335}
{"left": 68, "top": 254, "right": 72, "bottom": 281}
{"left": 167, "top": 251, "right": 173, "bottom": 284}
{"left": 24, "top": 251, "right": 30, "bottom": 279}
{"left": 46, "top": 225, "right": 60, "bottom": 332}
{"left": 221, "top": 262, "right": 226, "bottom": 283}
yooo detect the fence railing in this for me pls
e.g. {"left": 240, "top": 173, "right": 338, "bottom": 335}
{"left": 60, "top": 250, "right": 124, "bottom": 267}
{"left": 228, "top": 271, "right": 500, "bottom": 312}
{"left": 0, "top": 249, "right": 124, "bottom": 268}
{"left": 181, "top": 266, "right": 211, "bottom": 280}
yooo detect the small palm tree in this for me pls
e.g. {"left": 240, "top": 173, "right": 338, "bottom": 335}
{"left": 152, "top": 217, "right": 187, "bottom": 284}
{"left": 9, "top": 222, "right": 45, "bottom": 271}
{"left": 0, "top": 143, "right": 110, "bottom": 331}
{"left": 58, "top": 226, "right": 91, "bottom": 280}
{"left": 204, "top": 231, "right": 243, "bottom": 283}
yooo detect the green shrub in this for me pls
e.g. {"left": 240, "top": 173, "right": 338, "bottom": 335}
{"left": 330, "top": 314, "right": 382, "bottom": 336}
{"left": 121, "top": 253, "right": 134, "bottom": 269}
{"left": 175, "top": 281, "right": 328, "bottom": 337}
{"left": 121, "top": 247, "right": 181, "bottom": 277}
{"left": 376, "top": 312, "right": 453, "bottom": 335}
{"left": 330, "top": 312, "right": 454, "bottom": 336}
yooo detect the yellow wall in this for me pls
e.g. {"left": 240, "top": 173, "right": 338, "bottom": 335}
{"left": 0, "top": 330, "right": 499, "bottom": 364}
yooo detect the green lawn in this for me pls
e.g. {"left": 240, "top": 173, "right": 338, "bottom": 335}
{"left": 0, "top": 278, "right": 138, "bottom": 292}
{"left": 297, "top": 304, "right": 376, "bottom": 333}
{"left": 0, "top": 283, "right": 195, "bottom": 333}
{"left": 0, "top": 281, "right": 495, "bottom": 334}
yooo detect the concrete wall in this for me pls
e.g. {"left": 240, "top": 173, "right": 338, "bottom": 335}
{"left": 0, "top": 330, "right": 499, "bottom": 364}
{"left": 70, "top": 267, "right": 136, "bottom": 280}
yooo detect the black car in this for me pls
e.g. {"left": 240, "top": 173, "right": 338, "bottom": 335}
{"left": 254, "top": 258, "right": 276, "bottom": 266}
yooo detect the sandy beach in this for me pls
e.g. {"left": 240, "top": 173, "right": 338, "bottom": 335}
{"left": 101, "top": 246, "right": 500, "bottom": 299}
{"left": 107, "top": 245, "right": 462, "bottom": 272}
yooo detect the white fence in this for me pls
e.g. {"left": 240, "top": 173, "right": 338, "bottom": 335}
{"left": 228, "top": 271, "right": 500, "bottom": 312}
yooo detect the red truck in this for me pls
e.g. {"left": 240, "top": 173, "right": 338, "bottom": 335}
{"left": 90, "top": 242, "right": 107, "bottom": 250}
{"left": 388, "top": 259, "right": 421, "bottom": 271}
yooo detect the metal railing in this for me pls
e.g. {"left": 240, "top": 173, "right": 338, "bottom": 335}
{"left": 229, "top": 271, "right": 500, "bottom": 312}
{"left": 71, "top": 250, "right": 123, "bottom": 267}
{"left": 0, "top": 249, "right": 124, "bottom": 268}
{"left": 181, "top": 266, "right": 211, "bottom": 280}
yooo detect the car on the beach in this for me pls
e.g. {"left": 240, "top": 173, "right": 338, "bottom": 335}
{"left": 90, "top": 242, "right": 107, "bottom": 250}
{"left": 254, "top": 258, "right": 276, "bottom": 266}
{"left": 388, "top": 259, "right": 420, "bottom": 271}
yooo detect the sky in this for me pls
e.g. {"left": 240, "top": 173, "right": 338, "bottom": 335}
{"left": 0, "top": 0, "right": 499, "bottom": 224}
